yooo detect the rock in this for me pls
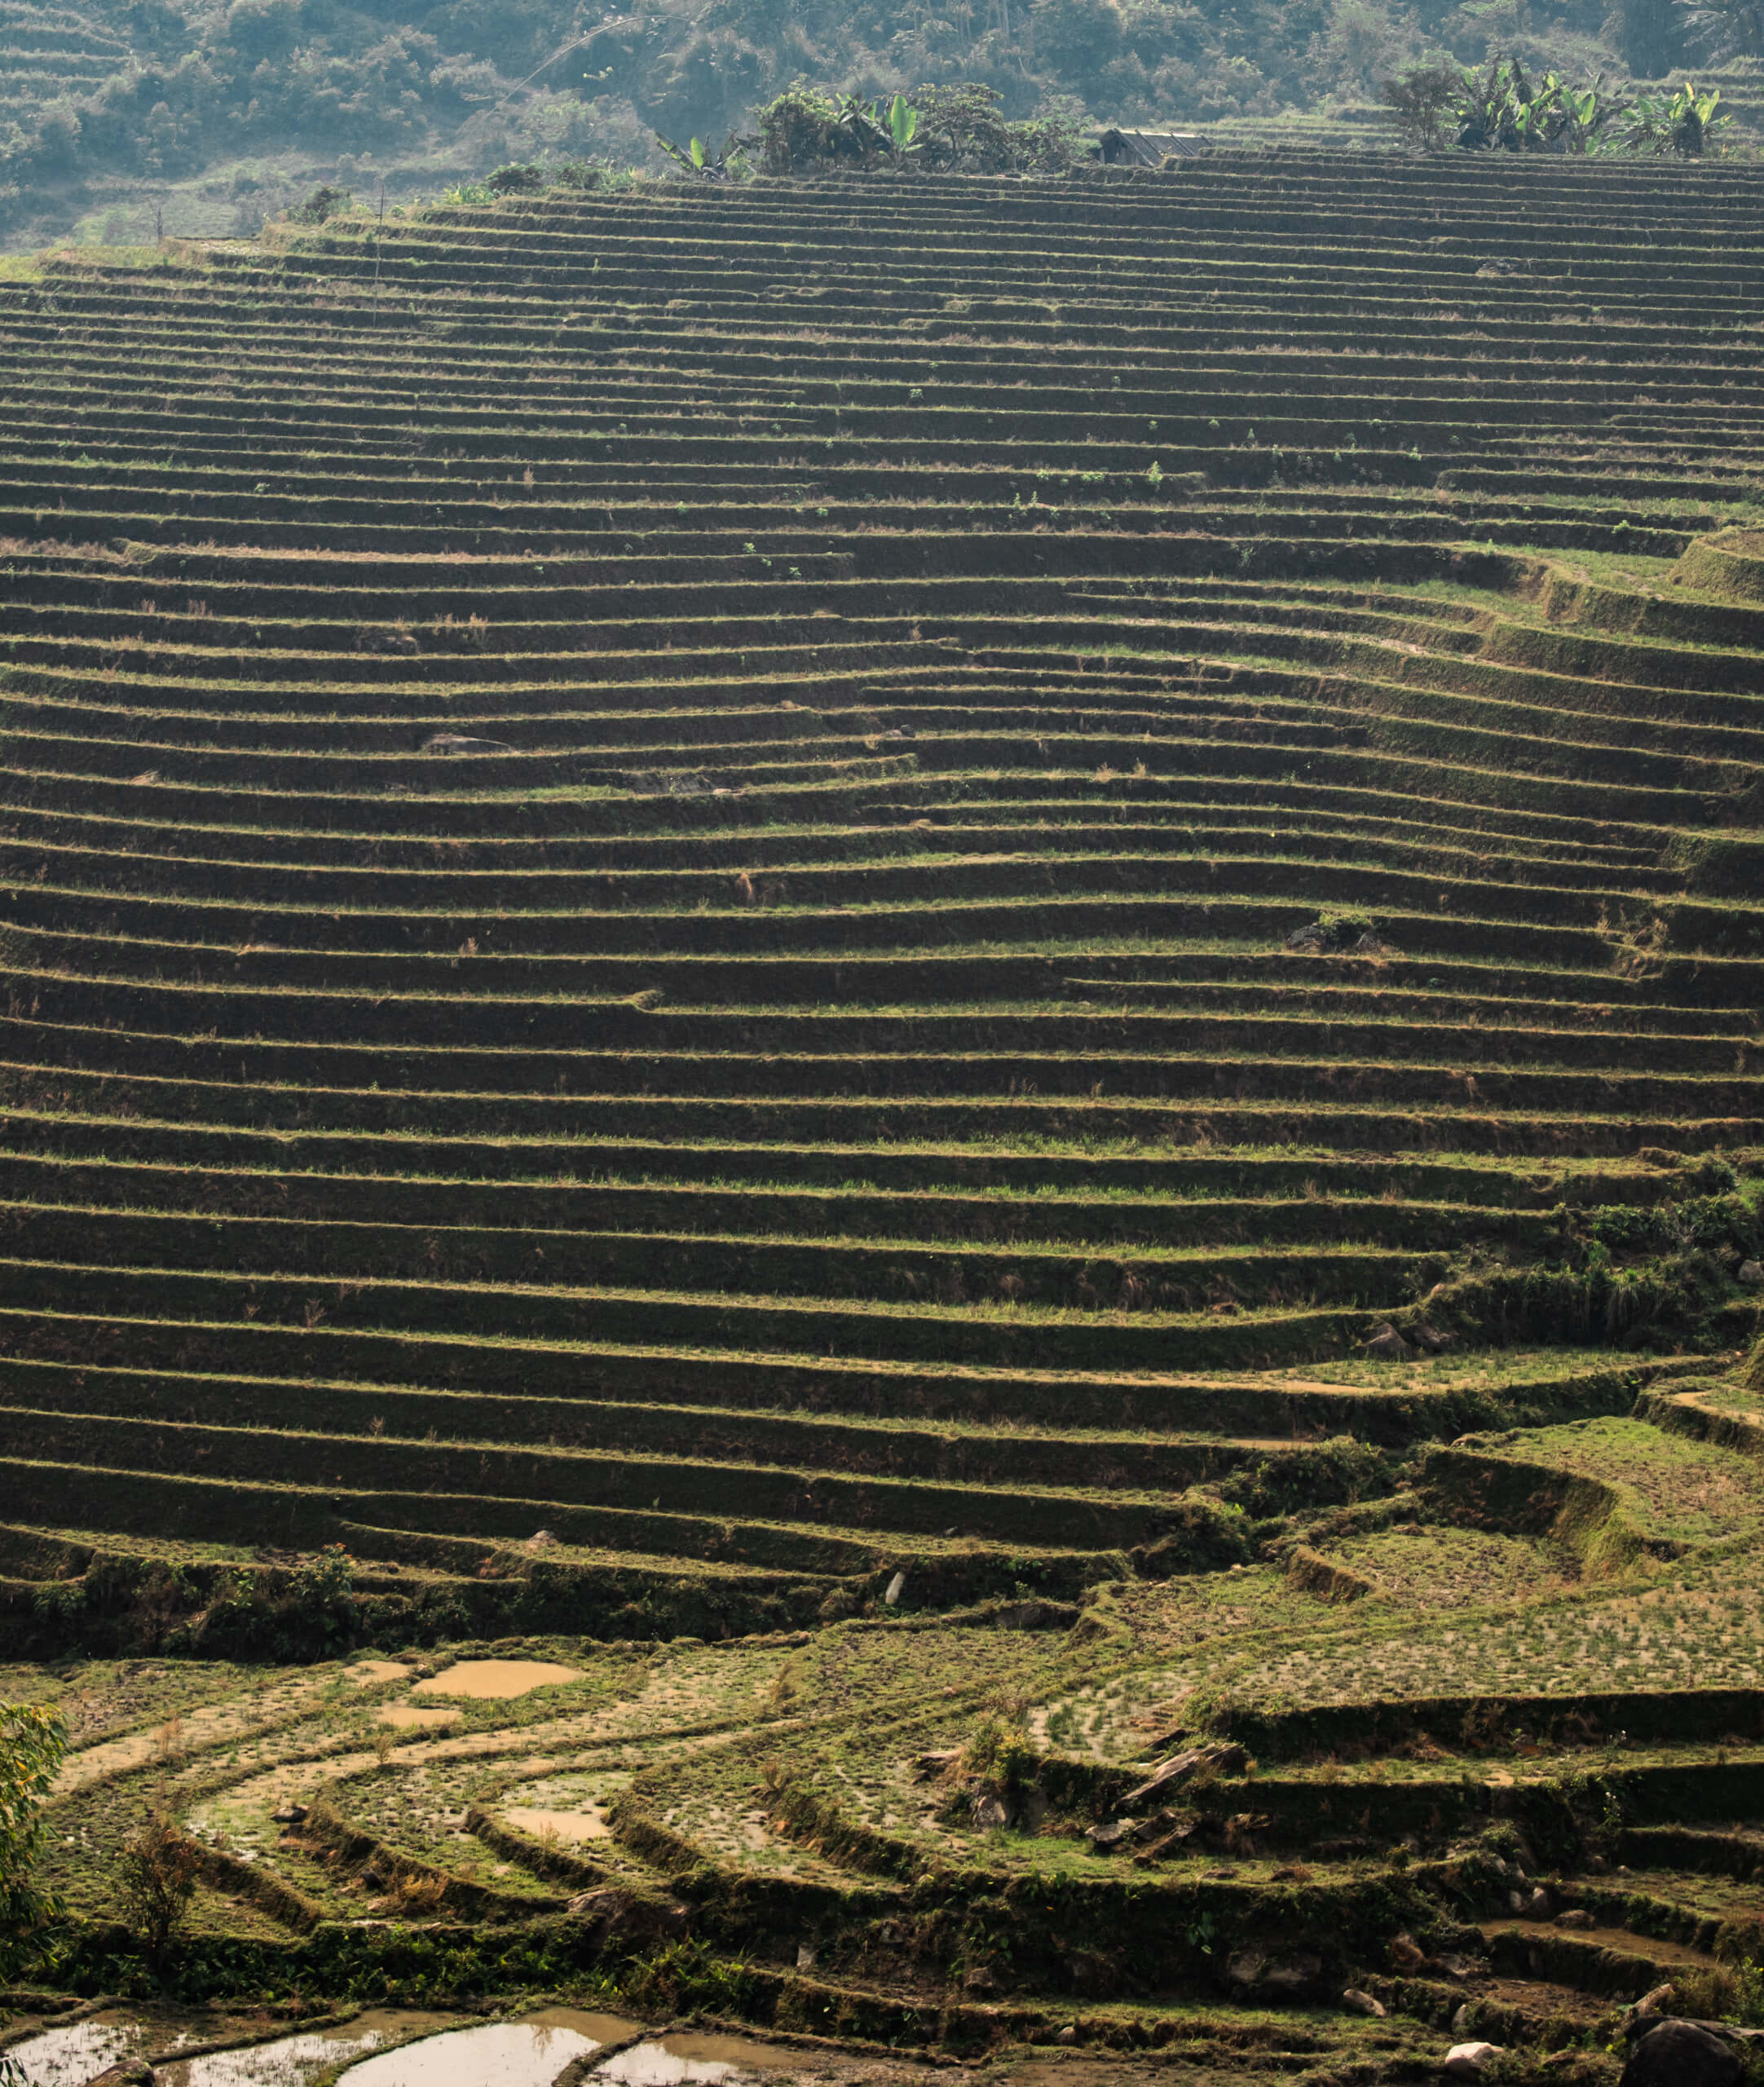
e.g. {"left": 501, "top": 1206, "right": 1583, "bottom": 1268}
{"left": 1352, "top": 930, "right": 1386, "bottom": 955}
{"left": 1444, "top": 2045, "right": 1502, "bottom": 2079}
{"left": 84, "top": 2067, "right": 157, "bottom": 2087}
{"left": 796, "top": 1943, "right": 816, "bottom": 1970}
{"left": 1431, "top": 1952, "right": 1484, "bottom": 1980}
{"left": 1507, "top": 1890, "right": 1527, "bottom": 1914}
{"left": 1409, "top": 1319, "right": 1453, "bottom": 1353}
{"left": 1555, "top": 1908, "right": 1594, "bottom": 1929}
{"left": 1286, "top": 922, "right": 1329, "bottom": 951}
{"left": 1363, "top": 1325, "right": 1417, "bottom": 1361}
{"left": 1621, "top": 2020, "right": 1740, "bottom": 2087}
{"left": 1086, "top": 1820, "right": 1131, "bottom": 1851}
{"left": 1120, "top": 1742, "right": 1246, "bottom": 1807}
{"left": 1452, "top": 2003, "right": 1476, "bottom": 2036}
{"left": 964, "top": 1966, "right": 997, "bottom": 1992}
{"left": 271, "top": 1803, "right": 307, "bottom": 1824}
{"left": 883, "top": 1569, "right": 906, "bottom": 1606}
{"left": 971, "top": 1794, "right": 1011, "bottom": 1829}
{"left": 1225, "top": 1948, "right": 1324, "bottom": 1998}
{"left": 993, "top": 1599, "right": 1079, "bottom": 1630}
{"left": 1342, "top": 1988, "right": 1386, "bottom": 2017}
{"left": 913, "top": 1749, "right": 961, "bottom": 1780}
{"left": 1056, "top": 2026, "right": 1078, "bottom": 2046}
{"left": 1523, "top": 1885, "right": 1552, "bottom": 1919}
{"left": 1619, "top": 1984, "right": 1675, "bottom": 2036}
{"left": 1389, "top": 1933, "right": 1427, "bottom": 1970}
{"left": 1739, "top": 1260, "right": 1764, "bottom": 1288}
{"left": 421, "top": 732, "right": 509, "bottom": 755}
{"left": 563, "top": 1886, "right": 689, "bottom": 1944}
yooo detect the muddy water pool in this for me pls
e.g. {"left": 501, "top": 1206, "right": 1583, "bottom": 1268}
{"left": 334, "top": 2008, "right": 639, "bottom": 2087}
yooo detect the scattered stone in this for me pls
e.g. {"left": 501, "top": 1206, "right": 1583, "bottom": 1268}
{"left": 884, "top": 1570, "right": 906, "bottom": 1606}
{"left": 1341, "top": 1988, "right": 1386, "bottom": 2017}
{"left": 271, "top": 1803, "right": 307, "bottom": 1824}
{"left": 1621, "top": 2020, "right": 1740, "bottom": 2087}
{"left": 1739, "top": 1260, "right": 1764, "bottom": 1288}
{"left": 1444, "top": 2045, "right": 1503, "bottom": 2079}
{"left": 1523, "top": 1886, "right": 1552, "bottom": 1919}
{"left": 1286, "top": 922, "right": 1329, "bottom": 951}
{"left": 1085, "top": 1820, "right": 1131, "bottom": 1851}
{"left": 1120, "top": 1742, "right": 1246, "bottom": 1807}
{"left": 1555, "top": 1908, "right": 1594, "bottom": 1929}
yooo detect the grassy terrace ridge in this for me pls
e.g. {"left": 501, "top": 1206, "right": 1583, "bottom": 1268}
{"left": 4, "top": 151, "right": 1764, "bottom": 2083}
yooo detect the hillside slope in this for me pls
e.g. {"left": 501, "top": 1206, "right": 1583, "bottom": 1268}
{"left": 4, "top": 159, "right": 1764, "bottom": 2063}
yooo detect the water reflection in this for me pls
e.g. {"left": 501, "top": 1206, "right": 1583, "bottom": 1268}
{"left": 595, "top": 2035, "right": 803, "bottom": 2085}
{"left": 337, "top": 2009, "right": 638, "bottom": 2087}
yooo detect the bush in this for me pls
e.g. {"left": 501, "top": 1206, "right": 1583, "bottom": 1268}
{"left": 119, "top": 1810, "right": 201, "bottom": 1962}
{"left": 286, "top": 183, "right": 353, "bottom": 224}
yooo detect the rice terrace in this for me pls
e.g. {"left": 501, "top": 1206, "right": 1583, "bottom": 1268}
{"left": 9, "top": 131, "right": 1764, "bottom": 2087}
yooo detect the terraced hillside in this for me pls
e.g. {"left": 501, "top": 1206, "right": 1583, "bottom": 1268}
{"left": 3, "top": 153, "right": 1764, "bottom": 2074}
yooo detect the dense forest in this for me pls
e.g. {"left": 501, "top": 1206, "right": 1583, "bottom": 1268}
{"left": 0, "top": 0, "right": 1720, "bottom": 245}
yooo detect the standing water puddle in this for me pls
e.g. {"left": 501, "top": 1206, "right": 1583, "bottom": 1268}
{"left": 337, "top": 2010, "right": 639, "bottom": 2087}
{"left": 8, "top": 2012, "right": 148, "bottom": 2085}
{"left": 157, "top": 2010, "right": 456, "bottom": 2087}
{"left": 596, "top": 2036, "right": 807, "bottom": 2084}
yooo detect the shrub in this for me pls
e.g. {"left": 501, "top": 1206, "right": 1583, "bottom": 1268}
{"left": 119, "top": 1810, "right": 201, "bottom": 1962}
{"left": 286, "top": 184, "right": 353, "bottom": 224}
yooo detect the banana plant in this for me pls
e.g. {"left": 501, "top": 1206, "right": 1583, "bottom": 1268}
{"left": 882, "top": 92, "right": 921, "bottom": 157}
{"left": 1617, "top": 80, "right": 1729, "bottom": 155}
{"left": 655, "top": 132, "right": 744, "bottom": 179}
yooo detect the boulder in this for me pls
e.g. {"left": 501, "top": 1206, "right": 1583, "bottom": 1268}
{"left": 1363, "top": 1325, "right": 1417, "bottom": 1361}
{"left": 1621, "top": 2021, "right": 1740, "bottom": 2087}
{"left": 1224, "top": 1946, "right": 1325, "bottom": 1997}
{"left": 563, "top": 1886, "right": 689, "bottom": 1946}
{"left": 1522, "top": 1885, "right": 1552, "bottom": 1919}
{"left": 1086, "top": 1820, "right": 1131, "bottom": 1851}
{"left": 1389, "top": 1934, "right": 1427, "bottom": 1970}
{"left": 971, "top": 1794, "right": 1011, "bottom": 1829}
{"left": 1341, "top": 1988, "right": 1386, "bottom": 2017}
{"left": 1555, "top": 1908, "right": 1594, "bottom": 1929}
{"left": 1739, "top": 1260, "right": 1764, "bottom": 1289}
{"left": 1444, "top": 2045, "right": 1502, "bottom": 2079}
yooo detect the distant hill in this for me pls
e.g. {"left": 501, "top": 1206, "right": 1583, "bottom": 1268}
{"left": 0, "top": 0, "right": 1722, "bottom": 251}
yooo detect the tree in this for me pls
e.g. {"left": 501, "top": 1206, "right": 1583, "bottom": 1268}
{"left": 0, "top": 1704, "right": 68, "bottom": 1977}
{"left": 1612, "top": 0, "right": 1686, "bottom": 74}
{"left": 1679, "top": 0, "right": 1764, "bottom": 62}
